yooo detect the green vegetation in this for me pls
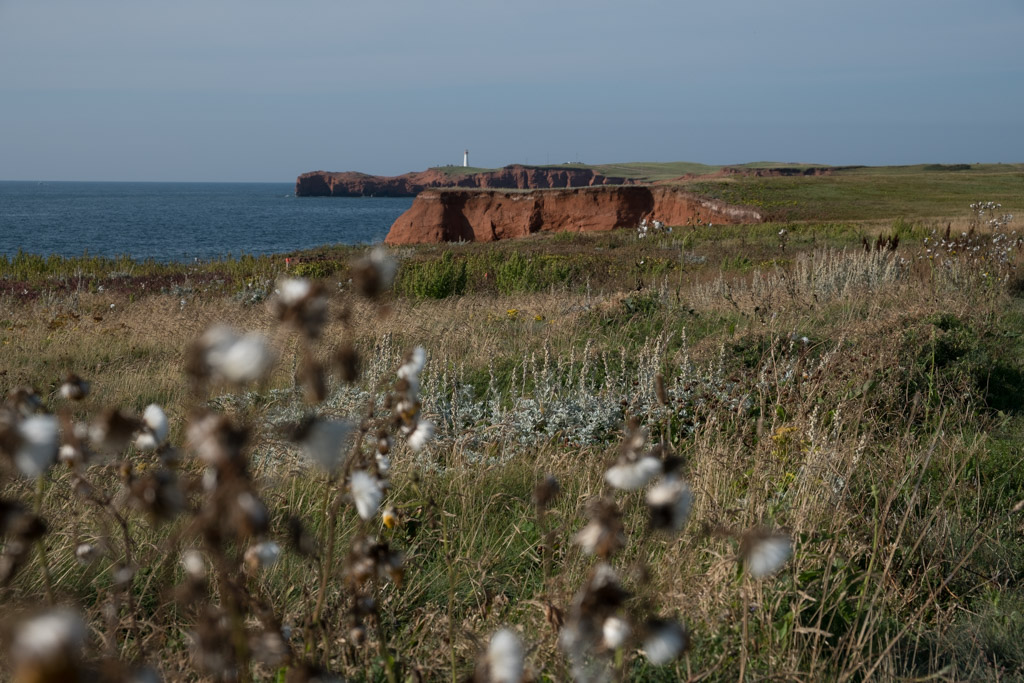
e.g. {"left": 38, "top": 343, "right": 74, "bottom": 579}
{"left": 3, "top": 182, "right": 1024, "bottom": 680}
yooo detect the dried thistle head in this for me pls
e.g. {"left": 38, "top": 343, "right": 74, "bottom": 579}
{"left": 604, "top": 421, "right": 662, "bottom": 490}
{"left": 574, "top": 497, "right": 626, "bottom": 559}
{"left": 349, "top": 470, "right": 383, "bottom": 521}
{"left": 739, "top": 529, "right": 792, "bottom": 578}
{"left": 134, "top": 403, "right": 170, "bottom": 451}
{"left": 187, "top": 326, "right": 277, "bottom": 386}
{"left": 646, "top": 478, "right": 693, "bottom": 533}
{"left": 0, "top": 499, "right": 46, "bottom": 542}
{"left": 126, "top": 469, "right": 186, "bottom": 523}
{"left": 297, "top": 356, "right": 327, "bottom": 404}
{"left": 6, "top": 608, "right": 87, "bottom": 683}
{"left": 186, "top": 410, "right": 248, "bottom": 472}
{"left": 189, "top": 607, "right": 236, "bottom": 678}
{"left": 89, "top": 408, "right": 140, "bottom": 455}
{"left": 10, "top": 413, "right": 60, "bottom": 478}
{"left": 273, "top": 277, "right": 328, "bottom": 339}
{"left": 350, "top": 247, "right": 397, "bottom": 299}
{"left": 286, "top": 516, "right": 318, "bottom": 558}
{"left": 334, "top": 343, "right": 361, "bottom": 384}
{"left": 343, "top": 536, "right": 404, "bottom": 588}
{"left": 477, "top": 628, "right": 524, "bottom": 683}
{"left": 58, "top": 373, "right": 90, "bottom": 401}
{"left": 6, "top": 387, "right": 42, "bottom": 417}
{"left": 243, "top": 541, "right": 282, "bottom": 573}
{"left": 290, "top": 417, "right": 354, "bottom": 473}
{"left": 533, "top": 475, "right": 561, "bottom": 512}
{"left": 640, "top": 617, "right": 687, "bottom": 665}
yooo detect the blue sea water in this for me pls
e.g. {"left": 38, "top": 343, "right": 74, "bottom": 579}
{"left": 0, "top": 182, "right": 412, "bottom": 262}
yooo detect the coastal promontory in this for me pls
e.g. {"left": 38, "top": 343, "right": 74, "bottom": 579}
{"left": 294, "top": 164, "right": 636, "bottom": 197}
{"left": 384, "top": 185, "right": 762, "bottom": 245}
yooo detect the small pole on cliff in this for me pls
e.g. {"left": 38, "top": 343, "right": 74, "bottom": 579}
{"left": 464, "top": 149, "right": 469, "bottom": 167}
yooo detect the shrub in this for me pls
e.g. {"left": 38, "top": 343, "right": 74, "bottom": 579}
{"left": 395, "top": 251, "right": 467, "bottom": 299}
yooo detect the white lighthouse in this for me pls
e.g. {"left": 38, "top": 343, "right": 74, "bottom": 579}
{"left": 463, "top": 149, "right": 469, "bottom": 167}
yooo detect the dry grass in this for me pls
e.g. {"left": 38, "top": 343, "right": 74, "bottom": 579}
{"left": 2, "top": 219, "right": 1024, "bottom": 681}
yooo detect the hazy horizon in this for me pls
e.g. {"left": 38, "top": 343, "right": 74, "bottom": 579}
{"left": 2, "top": 0, "right": 1022, "bottom": 182}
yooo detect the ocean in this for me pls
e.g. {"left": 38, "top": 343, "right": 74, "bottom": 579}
{"left": 0, "top": 182, "right": 412, "bottom": 262}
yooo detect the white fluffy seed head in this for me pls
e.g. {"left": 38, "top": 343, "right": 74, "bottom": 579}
{"left": 12, "top": 608, "right": 87, "bottom": 665}
{"left": 604, "top": 456, "right": 661, "bottom": 490}
{"left": 181, "top": 550, "right": 206, "bottom": 581}
{"left": 407, "top": 419, "right": 434, "bottom": 452}
{"left": 278, "top": 277, "right": 312, "bottom": 306}
{"left": 218, "top": 333, "right": 276, "bottom": 383}
{"left": 487, "top": 628, "right": 524, "bottom": 683}
{"left": 643, "top": 620, "right": 686, "bottom": 665}
{"left": 244, "top": 541, "right": 282, "bottom": 570}
{"left": 142, "top": 404, "right": 169, "bottom": 442}
{"left": 301, "top": 420, "right": 354, "bottom": 472}
{"left": 647, "top": 478, "right": 694, "bottom": 531}
{"left": 397, "top": 346, "right": 427, "bottom": 381}
{"left": 602, "top": 616, "right": 632, "bottom": 650}
{"left": 350, "top": 470, "right": 383, "bottom": 521}
{"left": 742, "top": 532, "right": 792, "bottom": 578}
{"left": 370, "top": 248, "right": 397, "bottom": 289}
{"left": 15, "top": 414, "right": 59, "bottom": 478}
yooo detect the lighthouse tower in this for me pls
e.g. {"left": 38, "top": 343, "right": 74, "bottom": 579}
{"left": 463, "top": 149, "right": 469, "bottom": 167}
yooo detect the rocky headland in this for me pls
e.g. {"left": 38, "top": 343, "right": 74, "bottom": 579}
{"left": 384, "top": 185, "right": 762, "bottom": 245}
{"left": 294, "top": 165, "right": 636, "bottom": 197}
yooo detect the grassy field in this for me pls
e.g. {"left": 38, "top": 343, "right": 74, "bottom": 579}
{"left": 2, "top": 181, "right": 1024, "bottom": 680}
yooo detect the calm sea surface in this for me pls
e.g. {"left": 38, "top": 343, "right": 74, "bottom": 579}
{"left": 0, "top": 182, "right": 412, "bottom": 262}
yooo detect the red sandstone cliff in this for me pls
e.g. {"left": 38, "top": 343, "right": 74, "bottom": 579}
{"left": 385, "top": 186, "right": 762, "bottom": 245}
{"left": 295, "top": 165, "right": 635, "bottom": 197}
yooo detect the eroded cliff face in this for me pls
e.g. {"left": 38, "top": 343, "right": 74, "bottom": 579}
{"left": 295, "top": 165, "right": 634, "bottom": 197}
{"left": 384, "top": 186, "right": 762, "bottom": 245}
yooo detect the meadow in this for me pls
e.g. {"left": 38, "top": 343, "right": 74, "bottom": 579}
{"left": 1, "top": 174, "right": 1024, "bottom": 681}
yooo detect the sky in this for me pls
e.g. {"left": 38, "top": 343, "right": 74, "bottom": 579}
{"left": 1, "top": 0, "right": 1022, "bottom": 182}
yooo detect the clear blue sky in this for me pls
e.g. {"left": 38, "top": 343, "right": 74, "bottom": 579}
{"left": 1, "top": 0, "right": 1022, "bottom": 181}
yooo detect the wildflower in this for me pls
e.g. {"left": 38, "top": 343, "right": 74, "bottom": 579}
{"left": 646, "top": 477, "right": 694, "bottom": 532}
{"left": 486, "top": 628, "right": 524, "bottom": 683}
{"left": 406, "top": 419, "right": 434, "bottom": 452}
{"left": 642, "top": 618, "right": 687, "bottom": 665}
{"left": 602, "top": 616, "right": 631, "bottom": 650}
{"left": 58, "top": 373, "right": 90, "bottom": 401}
{"left": 135, "top": 403, "right": 169, "bottom": 451}
{"left": 244, "top": 541, "right": 282, "bottom": 571}
{"left": 574, "top": 498, "right": 626, "bottom": 559}
{"left": 10, "top": 608, "right": 87, "bottom": 682}
{"left": 350, "top": 470, "right": 383, "bottom": 521}
{"left": 14, "top": 414, "right": 59, "bottom": 478}
{"left": 740, "top": 529, "right": 792, "bottom": 578}
{"left": 382, "top": 506, "right": 399, "bottom": 530}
